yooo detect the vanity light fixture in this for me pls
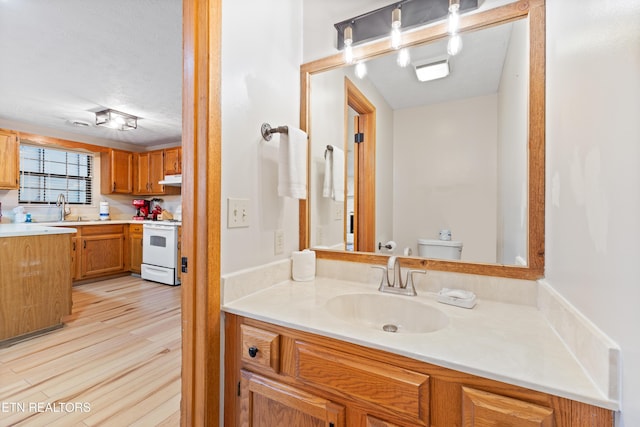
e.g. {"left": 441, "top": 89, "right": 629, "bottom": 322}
{"left": 414, "top": 59, "right": 450, "bottom": 82}
{"left": 447, "top": 0, "right": 463, "bottom": 56}
{"left": 344, "top": 26, "right": 354, "bottom": 64}
{"left": 95, "top": 108, "right": 138, "bottom": 131}
{"left": 391, "top": 7, "right": 402, "bottom": 49}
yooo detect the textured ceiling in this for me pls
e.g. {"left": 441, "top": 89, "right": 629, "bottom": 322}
{"left": 0, "top": 0, "right": 182, "bottom": 147}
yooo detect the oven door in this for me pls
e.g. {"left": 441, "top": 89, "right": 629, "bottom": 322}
{"left": 143, "top": 223, "right": 178, "bottom": 268}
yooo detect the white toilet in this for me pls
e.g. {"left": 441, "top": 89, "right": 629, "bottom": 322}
{"left": 417, "top": 239, "right": 463, "bottom": 260}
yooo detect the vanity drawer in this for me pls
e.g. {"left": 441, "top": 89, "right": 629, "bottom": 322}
{"left": 293, "top": 341, "right": 429, "bottom": 425}
{"left": 240, "top": 324, "right": 280, "bottom": 374}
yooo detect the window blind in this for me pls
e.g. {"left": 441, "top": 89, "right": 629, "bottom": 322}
{"left": 19, "top": 145, "right": 93, "bottom": 205}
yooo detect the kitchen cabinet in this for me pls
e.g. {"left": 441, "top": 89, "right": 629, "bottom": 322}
{"left": 129, "top": 223, "right": 144, "bottom": 274}
{"left": 70, "top": 235, "right": 80, "bottom": 280}
{"left": 134, "top": 150, "right": 180, "bottom": 195}
{"left": 0, "top": 233, "right": 72, "bottom": 343}
{"left": 225, "top": 315, "right": 614, "bottom": 427}
{"left": 164, "top": 146, "right": 181, "bottom": 175}
{"left": 0, "top": 129, "right": 19, "bottom": 189}
{"left": 100, "top": 149, "right": 133, "bottom": 194}
{"left": 77, "top": 224, "right": 127, "bottom": 280}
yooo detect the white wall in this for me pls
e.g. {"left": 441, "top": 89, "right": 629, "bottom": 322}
{"left": 545, "top": 1, "right": 640, "bottom": 425}
{"left": 497, "top": 18, "right": 529, "bottom": 265}
{"left": 220, "top": 0, "right": 303, "bottom": 274}
{"left": 393, "top": 95, "right": 498, "bottom": 263}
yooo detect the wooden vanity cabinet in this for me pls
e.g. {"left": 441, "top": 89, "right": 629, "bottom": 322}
{"left": 0, "top": 129, "right": 19, "bottom": 189}
{"left": 100, "top": 148, "right": 133, "bottom": 194}
{"left": 225, "top": 315, "right": 614, "bottom": 427}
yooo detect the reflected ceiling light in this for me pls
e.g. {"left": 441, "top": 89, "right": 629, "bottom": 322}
{"left": 355, "top": 62, "right": 367, "bottom": 79}
{"left": 344, "top": 26, "right": 354, "bottom": 64}
{"left": 397, "top": 48, "right": 411, "bottom": 68}
{"left": 414, "top": 59, "right": 450, "bottom": 82}
{"left": 391, "top": 7, "right": 402, "bottom": 49}
{"left": 95, "top": 109, "right": 138, "bottom": 131}
{"left": 447, "top": 34, "right": 463, "bottom": 56}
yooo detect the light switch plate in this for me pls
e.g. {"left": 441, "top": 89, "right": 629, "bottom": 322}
{"left": 227, "top": 198, "right": 250, "bottom": 228}
{"left": 333, "top": 202, "right": 344, "bottom": 221}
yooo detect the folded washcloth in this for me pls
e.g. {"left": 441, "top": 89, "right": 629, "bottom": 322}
{"left": 277, "top": 126, "right": 308, "bottom": 199}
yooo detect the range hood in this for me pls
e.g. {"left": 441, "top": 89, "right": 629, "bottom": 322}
{"left": 159, "top": 174, "right": 182, "bottom": 186}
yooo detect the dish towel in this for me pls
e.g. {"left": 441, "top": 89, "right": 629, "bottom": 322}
{"left": 277, "top": 126, "right": 308, "bottom": 199}
{"left": 322, "top": 145, "right": 345, "bottom": 202}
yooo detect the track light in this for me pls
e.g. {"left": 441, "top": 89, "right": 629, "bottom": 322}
{"left": 391, "top": 7, "right": 402, "bottom": 49}
{"left": 344, "top": 26, "right": 354, "bottom": 64}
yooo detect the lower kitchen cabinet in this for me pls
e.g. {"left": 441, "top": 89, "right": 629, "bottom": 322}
{"left": 224, "top": 315, "right": 614, "bottom": 427}
{"left": 129, "top": 223, "right": 144, "bottom": 274}
{"left": 65, "top": 224, "right": 127, "bottom": 281}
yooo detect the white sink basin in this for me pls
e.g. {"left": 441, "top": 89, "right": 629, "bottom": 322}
{"left": 324, "top": 293, "right": 449, "bottom": 334}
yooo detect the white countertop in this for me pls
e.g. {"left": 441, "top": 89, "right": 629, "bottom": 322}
{"left": 0, "top": 223, "right": 77, "bottom": 237}
{"left": 28, "top": 219, "right": 182, "bottom": 226}
{"left": 222, "top": 277, "right": 617, "bottom": 410}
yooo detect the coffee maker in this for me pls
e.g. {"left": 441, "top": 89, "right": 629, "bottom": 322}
{"left": 132, "top": 199, "right": 150, "bottom": 220}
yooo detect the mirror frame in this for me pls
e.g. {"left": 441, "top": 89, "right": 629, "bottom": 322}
{"left": 299, "top": 0, "right": 545, "bottom": 280}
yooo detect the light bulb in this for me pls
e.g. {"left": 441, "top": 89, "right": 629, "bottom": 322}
{"left": 391, "top": 7, "right": 402, "bottom": 49}
{"left": 448, "top": 3, "right": 460, "bottom": 35}
{"left": 397, "top": 48, "right": 411, "bottom": 68}
{"left": 355, "top": 62, "right": 367, "bottom": 79}
{"left": 344, "top": 26, "right": 354, "bottom": 64}
{"left": 447, "top": 34, "right": 463, "bottom": 56}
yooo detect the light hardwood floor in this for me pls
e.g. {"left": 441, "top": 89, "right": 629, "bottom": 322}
{"left": 0, "top": 276, "right": 181, "bottom": 426}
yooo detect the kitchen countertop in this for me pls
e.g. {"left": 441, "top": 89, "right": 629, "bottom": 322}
{"left": 222, "top": 277, "right": 618, "bottom": 411}
{"left": 0, "top": 223, "right": 77, "bottom": 237}
{"left": 28, "top": 219, "right": 182, "bottom": 226}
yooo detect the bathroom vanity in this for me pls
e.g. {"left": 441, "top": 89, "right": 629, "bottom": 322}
{"left": 225, "top": 314, "right": 612, "bottom": 427}
{"left": 222, "top": 277, "right": 615, "bottom": 427}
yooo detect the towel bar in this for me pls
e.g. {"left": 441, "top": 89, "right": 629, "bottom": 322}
{"left": 261, "top": 123, "right": 288, "bottom": 141}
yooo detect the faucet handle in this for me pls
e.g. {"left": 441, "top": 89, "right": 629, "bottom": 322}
{"left": 405, "top": 269, "right": 427, "bottom": 295}
{"left": 371, "top": 266, "right": 387, "bottom": 291}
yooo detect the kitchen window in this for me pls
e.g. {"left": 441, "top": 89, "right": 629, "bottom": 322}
{"left": 19, "top": 145, "right": 93, "bottom": 205}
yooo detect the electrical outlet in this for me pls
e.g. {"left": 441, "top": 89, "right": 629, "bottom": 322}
{"left": 227, "top": 198, "right": 250, "bottom": 228}
{"left": 274, "top": 229, "right": 285, "bottom": 255}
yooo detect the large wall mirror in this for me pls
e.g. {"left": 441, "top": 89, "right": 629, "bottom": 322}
{"left": 300, "top": 0, "right": 545, "bottom": 280}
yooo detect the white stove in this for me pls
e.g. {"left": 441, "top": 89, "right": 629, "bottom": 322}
{"left": 141, "top": 222, "right": 180, "bottom": 286}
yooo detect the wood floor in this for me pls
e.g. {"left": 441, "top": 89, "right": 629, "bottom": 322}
{"left": 0, "top": 276, "right": 181, "bottom": 426}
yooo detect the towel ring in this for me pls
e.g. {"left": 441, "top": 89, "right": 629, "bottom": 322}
{"left": 261, "top": 123, "right": 288, "bottom": 141}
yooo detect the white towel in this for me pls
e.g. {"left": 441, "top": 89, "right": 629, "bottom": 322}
{"left": 277, "top": 127, "right": 308, "bottom": 199}
{"left": 322, "top": 145, "right": 344, "bottom": 202}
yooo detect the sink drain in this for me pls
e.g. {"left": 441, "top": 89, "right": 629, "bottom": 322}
{"left": 382, "top": 324, "right": 398, "bottom": 333}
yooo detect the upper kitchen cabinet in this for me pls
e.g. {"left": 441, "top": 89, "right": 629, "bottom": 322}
{"left": 164, "top": 146, "right": 181, "bottom": 175}
{"left": 0, "top": 129, "right": 19, "bottom": 189}
{"left": 134, "top": 150, "right": 180, "bottom": 196}
{"left": 100, "top": 149, "right": 133, "bottom": 194}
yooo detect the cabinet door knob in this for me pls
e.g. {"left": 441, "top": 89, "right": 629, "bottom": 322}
{"left": 248, "top": 346, "right": 259, "bottom": 358}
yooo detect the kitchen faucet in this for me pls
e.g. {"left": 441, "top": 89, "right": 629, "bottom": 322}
{"left": 373, "top": 256, "right": 426, "bottom": 296}
{"left": 56, "top": 193, "right": 71, "bottom": 221}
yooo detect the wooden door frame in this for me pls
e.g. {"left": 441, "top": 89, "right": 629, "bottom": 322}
{"left": 181, "top": 0, "right": 221, "bottom": 425}
{"left": 345, "top": 78, "right": 376, "bottom": 252}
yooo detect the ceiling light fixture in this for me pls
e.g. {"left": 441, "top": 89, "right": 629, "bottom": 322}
{"left": 391, "top": 7, "right": 402, "bottom": 49}
{"left": 95, "top": 109, "right": 138, "bottom": 131}
{"left": 414, "top": 59, "right": 450, "bottom": 82}
{"left": 344, "top": 26, "right": 354, "bottom": 64}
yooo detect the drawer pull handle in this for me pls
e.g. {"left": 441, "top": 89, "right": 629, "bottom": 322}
{"left": 248, "top": 346, "right": 259, "bottom": 358}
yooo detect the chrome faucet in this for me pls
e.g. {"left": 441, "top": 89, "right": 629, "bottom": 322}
{"left": 56, "top": 193, "right": 70, "bottom": 221}
{"left": 373, "top": 256, "right": 426, "bottom": 296}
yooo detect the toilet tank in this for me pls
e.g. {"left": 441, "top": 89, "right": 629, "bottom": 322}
{"left": 417, "top": 239, "right": 463, "bottom": 260}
